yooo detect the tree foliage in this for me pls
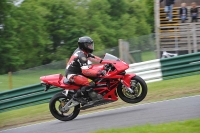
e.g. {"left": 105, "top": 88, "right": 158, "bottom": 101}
{"left": 0, "top": 0, "right": 154, "bottom": 74}
{"left": 0, "top": 0, "right": 23, "bottom": 73}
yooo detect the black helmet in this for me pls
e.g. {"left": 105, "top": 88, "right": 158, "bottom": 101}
{"left": 78, "top": 36, "right": 94, "bottom": 53}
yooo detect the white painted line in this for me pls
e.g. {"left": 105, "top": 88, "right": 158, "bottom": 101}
{"left": 0, "top": 94, "right": 200, "bottom": 132}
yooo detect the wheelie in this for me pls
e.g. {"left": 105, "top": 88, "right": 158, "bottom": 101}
{"left": 40, "top": 36, "right": 148, "bottom": 121}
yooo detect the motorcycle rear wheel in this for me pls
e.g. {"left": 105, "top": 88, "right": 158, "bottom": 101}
{"left": 49, "top": 92, "right": 80, "bottom": 121}
{"left": 117, "top": 75, "right": 147, "bottom": 104}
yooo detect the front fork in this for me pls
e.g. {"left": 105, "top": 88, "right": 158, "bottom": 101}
{"left": 121, "top": 74, "right": 136, "bottom": 93}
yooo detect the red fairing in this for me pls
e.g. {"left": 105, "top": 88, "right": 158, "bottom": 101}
{"left": 122, "top": 74, "right": 136, "bottom": 88}
{"left": 40, "top": 74, "right": 80, "bottom": 90}
{"left": 89, "top": 64, "right": 104, "bottom": 70}
{"left": 102, "top": 81, "right": 119, "bottom": 100}
{"left": 40, "top": 54, "right": 138, "bottom": 100}
{"left": 101, "top": 60, "right": 129, "bottom": 72}
{"left": 103, "top": 88, "right": 118, "bottom": 100}
{"left": 40, "top": 74, "right": 62, "bottom": 86}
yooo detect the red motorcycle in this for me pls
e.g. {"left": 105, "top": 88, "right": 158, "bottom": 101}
{"left": 40, "top": 53, "right": 147, "bottom": 121}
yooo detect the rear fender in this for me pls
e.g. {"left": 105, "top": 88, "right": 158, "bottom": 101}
{"left": 121, "top": 74, "right": 136, "bottom": 88}
{"left": 40, "top": 74, "right": 62, "bottom": 86}
{"left": 40, "top": 74, "right": 80, "bottom": 90}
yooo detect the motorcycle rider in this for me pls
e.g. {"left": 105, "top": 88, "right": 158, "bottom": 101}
{"left": 65, "top": 36, "right": 106, "bottom": 103}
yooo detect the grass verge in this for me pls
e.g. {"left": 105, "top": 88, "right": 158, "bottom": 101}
{"left": 92, "top": 118, "right": 200, "bottom": 133}
{"left": 0, "top": 69, "right": 64, "bottom": 92}
{"left": 0, "top": 51, "right": 156, "bottom": 92}
{"left": 0, "top": 74, "right": 200, "bottom": 130}
{"left": 141, "top": 51, "right": 156, "bottom": 61}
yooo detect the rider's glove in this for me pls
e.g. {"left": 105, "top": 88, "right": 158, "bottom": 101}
{"left": 97, "top": 70, "right": 106, "bottom": 77}
{"left": 88, "top": 53, "right": 95, "bottom": 58}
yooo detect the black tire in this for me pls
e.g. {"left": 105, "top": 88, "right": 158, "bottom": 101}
{"left": 117, "top": 75, "right": 148, "bottom": 104}
{"left": 49, "top": 92, "right": 80, "bottom": 121}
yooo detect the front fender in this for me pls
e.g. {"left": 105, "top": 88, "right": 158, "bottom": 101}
{"left": 122, "top": 74, "right": 136, "bottom": 88}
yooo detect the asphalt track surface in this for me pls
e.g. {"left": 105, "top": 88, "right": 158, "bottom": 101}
{"left": 1, "top": 95, "right": 200, "bottom": 133}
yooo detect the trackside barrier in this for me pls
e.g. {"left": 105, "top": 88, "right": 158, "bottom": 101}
{"left": 160, "top": 52, "right": 200, "bottom": 79}
{"left": 0, "top": 84, "right": 62, "bottom": 113}
{"left": 126, "top": 52, "right": 200, "bottom": 82}
{"left": 0, "top": 52, "right": 200, "bottom": 113}
{"left": 126, "top": 59, "right": 163, "bottom": 83}
{"left": 0, "top": 84, "right": 44, "bottom": 101}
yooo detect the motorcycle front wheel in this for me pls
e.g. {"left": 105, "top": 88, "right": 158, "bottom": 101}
{"left": 117, "top": 75, "right": 148, "bottom": 104}
{"left": 49, "top": 92, "right": 80, "bottom": 121}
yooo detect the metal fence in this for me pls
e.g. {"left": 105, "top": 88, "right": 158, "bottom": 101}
{"left": 0, "top": 34, "right": 157, "bottom": 92}
{"left": 0, "top": 47, "right": 121, "bottom": 92}
{"left": 119, "top": 34, "right": 157, "bottom": 64}
{"left": 1, "top": 29, "right": 199, "bottom": 91}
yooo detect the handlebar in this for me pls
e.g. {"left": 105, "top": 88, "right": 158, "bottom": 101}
{"left": 104, "top": 63, "right": 114, "bottom": 71}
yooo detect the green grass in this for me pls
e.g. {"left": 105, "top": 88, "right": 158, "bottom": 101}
{"left": 0, "top": 103, "right": 51, "bottom": 128}
{"left": 0, "top": 74, "right": 200, "bottom": 130}
{"left": 0, "top": 69, "right": 64, "bottom": 92}
{"left": 0, "top": 51, "right": 155, "bottom": 92}
{"left": 92, "top": 118, "right": 200, "bottom": 133}
{"left": 146, "top": 73, "right": 200, "bottom": 102}
{"left": 141, "top": 51, "right": 156, "bottom": 61}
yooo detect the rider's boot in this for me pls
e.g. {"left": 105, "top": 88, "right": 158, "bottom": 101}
{"left": 73, "top": 89, "right": 86, "bottom": 104}
{"left": 81, "top": 82, "right": 95, "bottom": 93}
{"left": 73, "top": 82, "right": 95, "bottom": 104}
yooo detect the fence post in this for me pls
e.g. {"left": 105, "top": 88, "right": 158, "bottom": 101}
{"left": 155, "top": 0, "right": 160, "bottom": 58}
{"left": 118, "top": 39, "right": 123, "bottom": 60}
{"left": 187, "top": 24, "right": 191, "bottom": 54}
{"left": 8, "top": 72, "right": 12, "bottom": 90}
{"left": 192, "top": 23, "right": 197, "bottom": 52}
{"left": 174, "top": 26, "right": 179, "bottom": 54}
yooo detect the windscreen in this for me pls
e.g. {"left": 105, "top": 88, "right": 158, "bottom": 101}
{"left": 103, "top": 53, "right": 120, "bottom": 61}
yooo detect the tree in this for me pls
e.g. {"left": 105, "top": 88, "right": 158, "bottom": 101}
{"left": 128, "top": 0, "right": 151, "bottom": 35}
{"left": 0, "top": 0, "right": 23, "bottom": 73}
{"left": 5, "top": 0, "right": 51, "bottom": 69}
{"left": 37, "top": 0, "right": 87, "bottom": 62}
{"left": 107, "top": 0, "right": 129, "bottom": 20}
{"left": 144, "top": 0, "right": 154, "bottom": 32}
{"left": 0, "top": 0, "right": 154, "bottom": 73}
{"left": 85, "top": 0, "right": 116, "bottom": 48}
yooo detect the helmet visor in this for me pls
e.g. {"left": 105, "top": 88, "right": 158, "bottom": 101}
{"left": 85, "top": 42, "right": 94, "bottom": 50}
